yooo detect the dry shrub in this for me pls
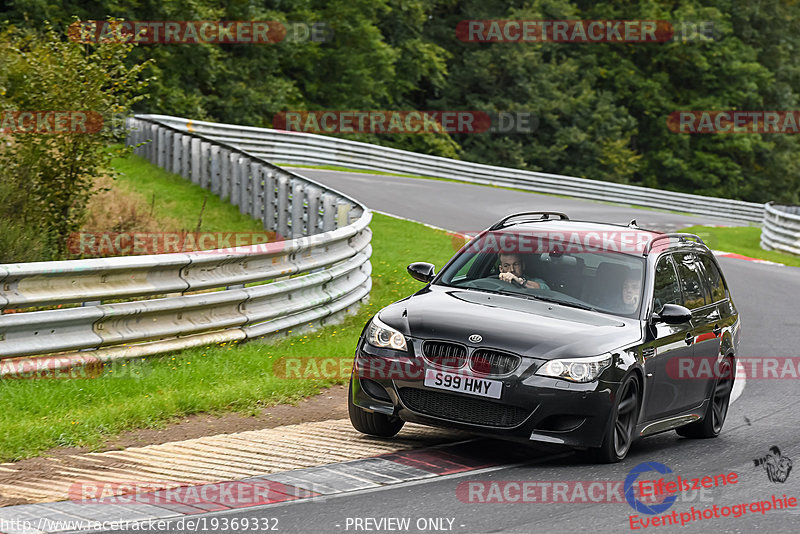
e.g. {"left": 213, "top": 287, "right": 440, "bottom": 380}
{"left": 82, "top": 175, "right": 181, "bottom": 233}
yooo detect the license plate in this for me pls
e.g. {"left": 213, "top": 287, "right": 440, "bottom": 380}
{"left": 423, "top": 369, "right": 503, "bottom": 399}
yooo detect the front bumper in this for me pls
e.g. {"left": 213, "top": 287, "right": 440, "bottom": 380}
{"left": 352, "top": 337, "right": 620, "bottom": 449}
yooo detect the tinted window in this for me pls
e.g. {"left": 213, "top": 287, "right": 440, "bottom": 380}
{"left": 653, "top": 255, "right": 681, "bottom": 311}
{"left": 698, "top": 254, "right": 727, "bottom": 302}
{"left": 674, "top": 252, "right": 708, "bottom": 309}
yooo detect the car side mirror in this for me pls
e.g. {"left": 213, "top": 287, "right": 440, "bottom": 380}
{"left": 652, "top": 303, "right": 692, "bottom": 325}
{"left": 407, "top": 262, "right": 436, "bottom": 283}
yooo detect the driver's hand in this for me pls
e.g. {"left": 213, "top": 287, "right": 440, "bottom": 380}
{"left": 499, "top": 272, "right": 519, "bottom": 284}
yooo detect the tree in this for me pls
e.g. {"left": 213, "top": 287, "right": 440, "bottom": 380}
{"left": 0, "top": 23, "right": 152, "bottom": 259}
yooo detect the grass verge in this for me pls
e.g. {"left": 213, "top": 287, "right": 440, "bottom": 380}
{"left": 109, "top": 154, "right": 265, "bottom": 233}
{"left": 681, "top": 225, "right": 800, "bottom": 268}
{"left": 0, "top": 211, "right": 459, "bottom": 462}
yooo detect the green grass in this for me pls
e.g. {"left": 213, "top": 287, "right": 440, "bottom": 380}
{"left": 111, "top": 154, "right": 265, "bottom": 233}
{"left": 0, "top": 211, "right": 458, "bottom": 461}
{"left": 680, "top": 225, "right": 800, "bottom": 267}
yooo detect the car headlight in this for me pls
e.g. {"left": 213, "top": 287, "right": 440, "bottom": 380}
{"left": 536, "top": 354, "right": 612, "bottom": 383}
{"left": 365, "top": 316, "right": 408, "bottom": 351}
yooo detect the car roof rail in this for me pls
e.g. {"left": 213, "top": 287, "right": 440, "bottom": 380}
{"left": 488, "top": 212, "right": 569, "bottom": 230}
{"left": 643, "top": 233, "right": 706, "bottom": 256}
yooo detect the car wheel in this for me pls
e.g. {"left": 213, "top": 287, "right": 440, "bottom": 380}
{"left": 348, "top": 376, "right": 404, "bottom": 438}
{"left": 586, "top": 375, "right": 640, "bottom": 464}
{"left": 676, "top": 357, "right": 733, "bottom": 439}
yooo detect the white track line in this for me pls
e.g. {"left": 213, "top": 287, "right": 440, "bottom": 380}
{"left": 731, "top": 361, "right": 746, "bottom": 404}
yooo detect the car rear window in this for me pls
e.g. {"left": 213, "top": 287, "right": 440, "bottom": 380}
{"left": 674, "top": 252, "right": 708, "bottom": 309}
{"left": 653, "top": 255, "right": 682, "bottom": 311}
{"left": 698, "top": 254, "right": 728, "bottom": 302}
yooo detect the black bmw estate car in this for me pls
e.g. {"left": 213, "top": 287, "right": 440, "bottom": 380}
{"left": 348, "top": 212, "right": 740, "bottom": 463}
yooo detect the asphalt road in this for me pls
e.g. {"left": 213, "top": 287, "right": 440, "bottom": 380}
{"left": 289, "top": 168, "right": 748, "bottom": 235}
{"left": 93, "top": 170, "right": 800, "bottom": 534}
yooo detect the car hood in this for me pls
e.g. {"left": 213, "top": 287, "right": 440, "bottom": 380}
{"left": 379, "top": 286, "right": 643, "bottom": 360}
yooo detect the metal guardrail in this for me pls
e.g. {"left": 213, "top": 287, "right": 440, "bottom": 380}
{"left": 0, "top": 117, "right": 372, "bottom": 360}
{"left": 140, "top": 114, "right": 766, "bottom": 223}
{"left": 761, "top": 203, "right": 800, "bottom": 256}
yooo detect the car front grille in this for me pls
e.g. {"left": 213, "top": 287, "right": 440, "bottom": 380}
{"left": 470, "top": 349, "right": 521, "bottom": 376}
{"left": 398, "top": 387, "right": 530, "bottom": 428}
{"left": 422, "top": 341, "right": 467, "bottom": 368}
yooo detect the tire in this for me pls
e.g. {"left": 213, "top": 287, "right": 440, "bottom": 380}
{"left": 585, "top": 375, "right": 640, "bottom": 464}
{"left": 676, "top": 357, "right": 733, "bottom": 439}
{"left": 348, "top": 376, "right": 404, "bottom": 438}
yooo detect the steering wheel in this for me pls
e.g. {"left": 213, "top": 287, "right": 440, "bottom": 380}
{"left": 468, "top": 277, "right": 516, "bottom": 291}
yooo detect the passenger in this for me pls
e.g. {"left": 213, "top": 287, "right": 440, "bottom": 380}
{"left": 498, "top": 253, "right": 549, "bottom": 290}
{"left": 621, "top": 273, "right": 642, "bottom": 312}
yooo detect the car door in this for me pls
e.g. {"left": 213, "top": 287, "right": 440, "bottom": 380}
{"left": 696, "top": 251, "right": 737, "bottom": 376}
{"left": 673, "top": 251, "right": 719, "bottom": 407}
{"left": 642, "top": 254, "right": 697, "bottom": 421}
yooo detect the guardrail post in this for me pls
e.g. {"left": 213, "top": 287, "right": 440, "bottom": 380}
{"left": 263, "top": 170, "right": 277, "bottom": 233}
{"left": 137, "top": 121, "right": 147, "bottom": 159}
{"left": 210, "top": 145, "right": 222, "bottom": 196}
{"left": 277, "top": 175, "right": 289, "bottom": 238}
{"left": 190, "top": 137, "right": 201, "bottom": 184}
{"left": 250, "top": 163, "right": 265, "bottom": 222}
{"left": 229, "top": 154, "right": 241, "bottom": 209}
{"left": 322, "top": 193, "right": 337, "bottom": 231}
{"left": 200, "top": 141, "right": 211, "bottom": 189}
{"left": 172, "top": 132, "right": 182, "bottom": 175}
{"left": 144, "top": 122, "right": 155, "bottom": 163}
{"left": 180, "top": 135, "right": 191, "bottom": 178}
{"left": 219, "top": 147, "right": 231, "bottom": 200}
{"left": 165, "top": 129, "right": 174, "bottom": 172}
{"left": 336, "top": 201, "right": 352, "bottom": 228}
{"left": 240, "top": 158, "right": 252, "bottom": 216}
{"left": 291, "top": 180, "right": 306, "bottom": 236}
{"left": 131, "top": 120, "right": 143, "bottom": 157}
{"left": 157, "top": 127, "right": 167, "bottom": 169}
{"left": 306, "top": 186, "right": 322, "bottom": 235}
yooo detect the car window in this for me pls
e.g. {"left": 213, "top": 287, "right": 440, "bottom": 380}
{"left": 451, "top": 253, "right": 480, "bottom": 281}
{"left": 698, "top": 254, "right": 727, "bottom": 302}
{"left": 653, "top": 255, "right": 681, "bottom": 311}
{"left": 674, "top": 252, "right": 708, "bottom": 309}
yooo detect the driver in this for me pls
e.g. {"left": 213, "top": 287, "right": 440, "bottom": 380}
{"left": 498, "top": 253, "right": 549, "bottom": 290}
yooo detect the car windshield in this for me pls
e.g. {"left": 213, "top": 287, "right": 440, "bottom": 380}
{"left": 436, "top": 234, "right": 646, "bottom": 318}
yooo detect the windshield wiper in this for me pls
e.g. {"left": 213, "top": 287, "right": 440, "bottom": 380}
{"left": 531, "top": 295, "right": 596, "bottom": 311}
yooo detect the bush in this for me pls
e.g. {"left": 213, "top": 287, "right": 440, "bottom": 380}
{"left": 0, "top": 22, "right": 152, "bottom": 261}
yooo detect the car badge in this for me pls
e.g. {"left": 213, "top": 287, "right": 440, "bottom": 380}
{"left": 468, "top": 334, "right": 482, "bottom": 343}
